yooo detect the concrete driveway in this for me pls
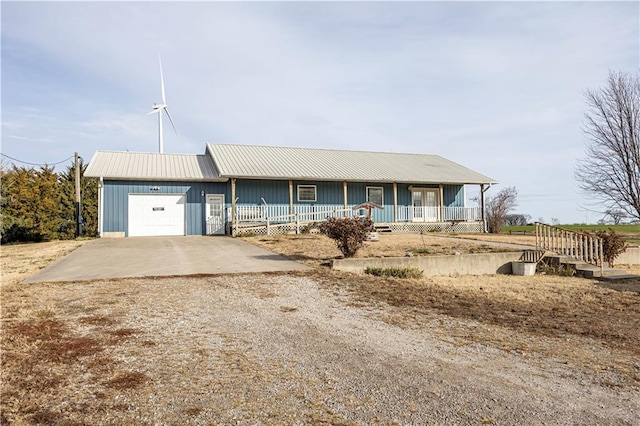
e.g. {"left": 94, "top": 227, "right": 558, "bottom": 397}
{"left": 23, "top": 236, "right": 309, "bottom": 284}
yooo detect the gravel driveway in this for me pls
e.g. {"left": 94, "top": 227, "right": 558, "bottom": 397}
{"left": 18, "top": 273, "right": 637, "bottom": 425}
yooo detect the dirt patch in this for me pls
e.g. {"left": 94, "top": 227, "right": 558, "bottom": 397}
{"left": 454, "top": 233, "right": 537, "bottom": 246}
{"left": 312, "top": 270, "right": 640, "bottom": 382}
{"left": 244, "top": 233, "right": 518, "bottom": 268}
{"left": 2, "top": 239, "right": 639, "bottom": 424}
{"left": 2, "top": 272, "right": 639, "bottom": 424}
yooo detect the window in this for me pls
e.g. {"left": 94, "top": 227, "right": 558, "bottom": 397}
{"left": 366, "top": 187, "right": 383, "bottom": 206}
{"left": 297, "top": 185, "right": 317, "bottom": 202}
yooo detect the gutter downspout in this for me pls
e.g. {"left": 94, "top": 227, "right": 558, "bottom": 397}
{"left": 481, "top": 183, "right": 492, "bottom": 233}
{"left": 439, "top": 184, "right": 444, "bottom": 222}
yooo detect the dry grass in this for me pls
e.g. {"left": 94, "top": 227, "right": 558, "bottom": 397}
{"left": 244, "top": 232, "right": 640, "bottom": 384}
{"left": 244, "top": 233, "right": 522, "bottom": 268}
{"left": 1, "top": 239, "right": 90, "bottom": 287}
{"left": 312, "top": 269, "right": 640, "bottom": 386}
{"left": 2, "top": 237, "right": 639, "bottom": 423}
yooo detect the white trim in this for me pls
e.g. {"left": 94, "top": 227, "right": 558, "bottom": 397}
{"left": 411, "top": 188, "right": 440, "bottom": 222}
{"left": 366, "top": 186, "right": 384, "bottom": 206}
{"left": 463, "top": 185, "right": 467, "bottom": 208}
{"left": 127, "top": 193, "right": 187, "bottom": 237}
{"left": 205, "top": 193, "right": 226, "bottom": 235}
{"left": 297, "top": 184, "right": 317, "bottom": 202}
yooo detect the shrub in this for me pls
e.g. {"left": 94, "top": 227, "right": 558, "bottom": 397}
{"left": 537, "top": 260, "right": 575, "bottom": 277}
{"left": 594, "top": 229, "right": 627, "bottom": 267}
{"left": 318, "top": 217, "right": 374, "bottom": 258}
{"left": 364, "top": 267, "right": 423, "bottom": 278}
{"left": 300, "top": 222, "right": 317, "bottom": 234}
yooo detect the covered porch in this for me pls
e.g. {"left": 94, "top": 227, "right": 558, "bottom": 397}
{"left": 230, "top": 203, "right": 484, "bottom": 235}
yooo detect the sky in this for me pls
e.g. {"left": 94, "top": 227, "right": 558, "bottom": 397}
{"left": 1, "top": 1, "right": 638, "bottom": 224}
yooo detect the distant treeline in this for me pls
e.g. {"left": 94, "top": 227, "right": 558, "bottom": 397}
{"left": 1, "top": 162, "right": 98, "bottom": 243}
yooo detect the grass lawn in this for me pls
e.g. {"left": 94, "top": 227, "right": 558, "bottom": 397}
{"left": 503, "top": 223, "right": 640, "bottom": 235}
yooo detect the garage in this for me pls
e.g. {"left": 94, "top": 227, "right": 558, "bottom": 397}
{"left": 128, "top": 194, "right": 186, "bottom": 237}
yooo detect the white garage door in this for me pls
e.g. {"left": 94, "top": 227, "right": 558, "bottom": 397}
{"left": 128, "top": 194, "right": 186, "bottom": 237}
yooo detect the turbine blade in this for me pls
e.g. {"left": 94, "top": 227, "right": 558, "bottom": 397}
{"left": 164, "top": 108, "right": 179, "bottom": 139}
{"left": 159, "top": 55, "right": 166, "bottom": 105}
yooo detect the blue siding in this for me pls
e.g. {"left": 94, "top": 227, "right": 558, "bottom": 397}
{"left": 395, "top": 183, "right": 464, "bottom": 207}
{"left": 347, "top": 182, "right": 395, "bottom": 222}
{"left": 443, "top": 185, "right": 464, "bottom": 207}
{"left": 235, "top": 179, "right": 289, "bottom": 205}
{"left": 103, "top": 180, "right": 229, "bottom": 236}
{"left": 102, "top": 178, "right": 470, "bottom": 235}
{"left": 292, "top": 180, "right": 344, "bottom": 205}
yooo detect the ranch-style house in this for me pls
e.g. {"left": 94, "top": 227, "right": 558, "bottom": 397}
{"left": 85, "top": 144, "right": 497, "bottom": 237}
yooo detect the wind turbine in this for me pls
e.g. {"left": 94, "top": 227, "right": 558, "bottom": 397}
{"left": 148, "top": 56, "right": 178, "bottom": 153}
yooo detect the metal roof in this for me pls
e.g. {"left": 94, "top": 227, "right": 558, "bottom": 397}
{"left": 84, "top": 151, "right": 223, "bottom": 181}
{"left": 206, "top": 144, "right": 497, "bottom": 184}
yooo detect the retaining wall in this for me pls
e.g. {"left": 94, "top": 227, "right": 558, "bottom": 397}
{"left": 331, "top": 252, "right": 524, "bottom": 276}
{"left": 616, "top": 247, "right": 640, "bottom": 265}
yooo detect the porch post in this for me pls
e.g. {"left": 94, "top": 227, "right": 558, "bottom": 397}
{"left": 343, "top": 181, "right": 348, "bottom": 215}
{"left": 231, "top": 178, "right": 237, "bottom": 235}
{"left": 439, "top": 184, "right": 444, "bottom": 221}
{"left": 480, "top": 184, "right": 487, "bottom": 233}
{"left": 393, "top": 182, "right": 398, "bottom": 222}
{"left": 289, "top": 179, "right": 294, "bottom": 216}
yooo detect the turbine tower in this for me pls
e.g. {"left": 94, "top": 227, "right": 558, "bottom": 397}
{"left": 148, "top": 56, "right": 178, "bottom": 153}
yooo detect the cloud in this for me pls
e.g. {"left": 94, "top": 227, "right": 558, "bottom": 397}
{"left": 1, "top": 1, "right": 638, "bottom": 222}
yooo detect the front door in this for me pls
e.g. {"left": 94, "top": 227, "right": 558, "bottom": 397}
{"left": 206, "top": 194, "right": 225, "bottom": 235}
{"left": 411, "top": 189, "right": 440, "bottom": 222}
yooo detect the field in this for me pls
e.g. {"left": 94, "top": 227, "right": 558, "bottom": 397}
{"left": 503, "top": 223, "right": 640, "bottom": 235}
{"left": 2, "top": 236, "right": 640, "bottom": 424}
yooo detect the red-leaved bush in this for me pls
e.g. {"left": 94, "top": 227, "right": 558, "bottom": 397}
{"left": 318, "top": 217, "right": 374, "bottom": 258}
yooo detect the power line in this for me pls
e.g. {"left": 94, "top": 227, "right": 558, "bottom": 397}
{"left": 0, "top": 153, "right": 75, "bottom": 167}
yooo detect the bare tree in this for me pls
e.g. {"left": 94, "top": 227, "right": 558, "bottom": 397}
{"left": 504, "top": 213, "right": 531, "bottom": 226}
{"left": 576, "top": 71, "right": 640, "bottom": 221}
{"left": 603, "top": 209, "right": 628, "bottom": 225}
{"left": 485, "top": 186, "right": 518, "bottom": 233}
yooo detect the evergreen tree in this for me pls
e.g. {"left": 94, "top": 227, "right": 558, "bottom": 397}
{"left": 32, "top": 166, "right": 62, "bottom": 241}
{"left": 1, "top": 166, "right": 38, "bottom": 242}
{"left": 0, "top": 160, "right": 98, "bottom": 243}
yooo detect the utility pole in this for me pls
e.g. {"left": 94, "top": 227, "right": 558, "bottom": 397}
{"left": 75, "top": 152, "right": 82, "bottom": 238}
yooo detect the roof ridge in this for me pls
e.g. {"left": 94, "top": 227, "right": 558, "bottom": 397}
{"left": 206, "top": 143, "right": 438, "bottom": 157}
{"left": 95, "top": 150, "right": 203, "bottom": 156}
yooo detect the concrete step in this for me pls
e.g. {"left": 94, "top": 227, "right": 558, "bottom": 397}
{"left": 374, "top": 225, "right": 393, "bottom": 233}
{"left": 544, "top": 255, "right": 640, "bottom": 280}
{"left": 577, "top": 266, "right": 633, "bottom": 279}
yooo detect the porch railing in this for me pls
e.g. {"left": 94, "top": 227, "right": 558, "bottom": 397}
{"left": 236, "top": 204, "right": 483, "bottom": 224}
{"left": 397, "top": 206, "right": 481, "bottom": 222}
{"left": 535, "top": 222, "right": 603, "bottom": 267}
{"left": 233, "top": 206, "right": 364, "bottom": 235}
{"left": 235, "top": 204, "right": 353, "bottom": 223}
